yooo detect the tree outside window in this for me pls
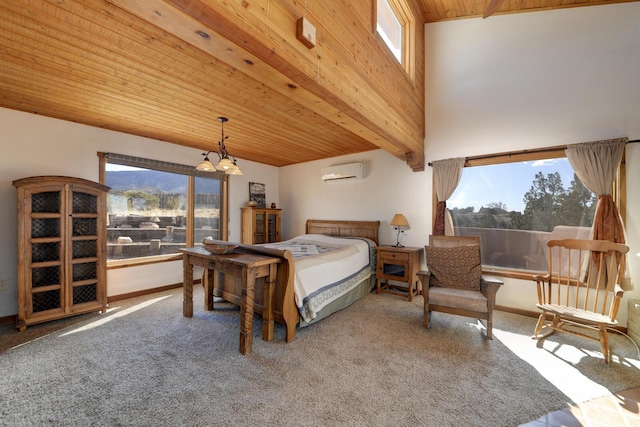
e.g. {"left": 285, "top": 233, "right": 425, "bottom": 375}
{"left": 447, "top": 155, "right": 618, "bottom": 274}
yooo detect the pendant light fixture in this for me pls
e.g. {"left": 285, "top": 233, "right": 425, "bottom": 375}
{"left": 196, "top": 116, "right": 243, "bottom": 175}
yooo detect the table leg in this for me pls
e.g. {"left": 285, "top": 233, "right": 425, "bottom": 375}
{"left": 204, "top": 268, "right": 214, "bottom": 311}
{"left": 239, "top": 267, "right": 255, "bottom": 355}
{"left": 183, "top": 255, "right": 193, "bottom": 317}
{"left": 262, "top": 264, "right": 277, "bottom": 342}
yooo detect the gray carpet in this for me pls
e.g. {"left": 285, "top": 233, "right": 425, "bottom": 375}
{"left": 1, "top": 287, "right": 639, "bottom": 427}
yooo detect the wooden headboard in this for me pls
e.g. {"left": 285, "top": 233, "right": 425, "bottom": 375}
{"left": 305, "top": 219, "right": 380, "bottom": 245}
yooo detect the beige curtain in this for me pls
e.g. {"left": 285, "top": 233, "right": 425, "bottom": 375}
{"left": 432, "top": 157, "right": 465, "bottom": 236}
{"left": 565, "top": 137, "right": 632, "bottom": 290}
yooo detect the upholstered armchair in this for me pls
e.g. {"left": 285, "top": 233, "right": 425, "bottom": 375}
{"left": 417, "top": 236, "right": 503, "bottom": 339}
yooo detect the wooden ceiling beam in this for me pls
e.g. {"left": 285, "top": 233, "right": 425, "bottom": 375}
{"left": 109, "top": 0, "right": 425, "bottom": 171}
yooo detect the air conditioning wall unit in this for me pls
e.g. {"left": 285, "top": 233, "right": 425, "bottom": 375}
{"left": 321, "top": 163, "right": 363, "bottom": 182}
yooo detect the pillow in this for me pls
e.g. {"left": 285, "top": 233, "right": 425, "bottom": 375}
{"left": 426, "top": 245, "right": 481, "bottom": 291}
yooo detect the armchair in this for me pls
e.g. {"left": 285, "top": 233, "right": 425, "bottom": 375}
{"left": 417, "top": 236, "right": 503, "bottom": 339}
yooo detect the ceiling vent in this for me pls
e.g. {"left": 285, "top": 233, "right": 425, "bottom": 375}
{"left": 321, "top": 163, "right": 363, "bottom": 182}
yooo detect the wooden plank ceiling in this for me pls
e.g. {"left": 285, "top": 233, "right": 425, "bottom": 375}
{"left": 0, "top": 0, "right": 635, "bottom": 170}
{"left": 420, "top": 0, "right": 639, "bottom": 22}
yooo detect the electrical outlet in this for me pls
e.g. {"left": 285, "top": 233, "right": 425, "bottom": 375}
{"left": 0, "top": 280, "right": 8, "bottom": 291}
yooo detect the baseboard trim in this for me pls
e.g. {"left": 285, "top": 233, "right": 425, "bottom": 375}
{"left": 0, "top": 314, "right": 16, "bottom": 326}
{"left": 496, "top": 305, "right": 540, "bottom": 319}
{"left": 107, "top": 282, "right": 187, "bottom": 303}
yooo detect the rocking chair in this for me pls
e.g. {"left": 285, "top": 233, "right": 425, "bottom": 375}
{"left": 532, "top": 238, "right": 629, "bottom": 364}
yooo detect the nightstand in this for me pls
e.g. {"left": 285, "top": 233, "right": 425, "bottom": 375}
{"left": 375, "top": 245, "right": 423, "bottom": 301}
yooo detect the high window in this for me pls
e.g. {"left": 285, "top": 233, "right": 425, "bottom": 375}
{"left": 375, "top": 0, "right": 415, "bottom": 77}
{"left": 98, "top": 153, "right": 228, "bottom": 266}
{"left": 443, "top": 148, "right": 625, "bottom": 279}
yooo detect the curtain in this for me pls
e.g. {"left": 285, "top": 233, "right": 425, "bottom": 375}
{"left": 432, "top": 157, "right": 465, "bottom": 236}
{"left": 565, "top": 137, "right": 632, "bottom": 290}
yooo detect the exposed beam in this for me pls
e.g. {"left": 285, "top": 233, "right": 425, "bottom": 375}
{"left": 109, "top": 0, "right": 425, "bottom": 171}
{"left": 483, "top": 0, "right": 507, "bottom": 19}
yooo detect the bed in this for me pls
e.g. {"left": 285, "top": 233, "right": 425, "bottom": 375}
{"left": 208, "top": 219, "right": 380, "bottom": 342}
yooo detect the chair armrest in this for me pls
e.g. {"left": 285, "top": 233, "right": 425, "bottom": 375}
{"left": 532, "top": 273, "right": 549, "bottom": 283}
{"left": 532, "top": 273, "right": 550, "bottom": 304}
{"left": 417, "top": 270, "right": 431, "bottom": 295}
{"left": 417, "top": 270, "right": 431, "bottom": 284}
{"left": 614, "top": 284, "right": 624, "bottom": 298}
{"left": 609, "top": 284, "right": 625, "bottom": 321}
{"left": 417, "top": 270, "right": 431, "bottom": 307}
{"left": 480, "top": 276, "right": 503, "bottom": 310}
{"left": 480, "top": 276, "right": 503, "bottom": 295}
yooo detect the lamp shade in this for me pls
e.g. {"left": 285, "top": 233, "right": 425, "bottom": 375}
{"left": 216, "top": 157, "right": 234, "bottom": 171}
{"left": 196, "top": 158, "right": 216, "bottom": 172}
{"left": 226, "top": 163, "right": 243, "bottom": 175}
{"left": 390, "top": 213, "right": 409, "bottom": 227}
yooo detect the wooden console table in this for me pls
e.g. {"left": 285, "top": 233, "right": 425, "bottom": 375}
{"left": 179, "top": 247, "right": 281, "bottom": 355}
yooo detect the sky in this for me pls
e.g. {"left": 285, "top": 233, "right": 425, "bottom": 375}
{"left": 448, "top": 157, "right": 577, "bottom": 213}
{"left": 107, "top": 158, "right": 578, "bottom": 214}
{"left": 106, "top": 164, "right": 143, "bottom": 172}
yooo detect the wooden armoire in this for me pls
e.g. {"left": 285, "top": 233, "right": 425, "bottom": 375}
{"left": 13, "top": 176, "right": 110, "bottom": 331}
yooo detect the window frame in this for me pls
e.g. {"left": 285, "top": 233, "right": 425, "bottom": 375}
{"left": 374, "top": 0, "right": 416, "bottom": 79}
{"left": 432, "top": 145, "right": 627, "bottom": 281}
{"left": 98, "top": 152, "right": 229, "bottom": 268}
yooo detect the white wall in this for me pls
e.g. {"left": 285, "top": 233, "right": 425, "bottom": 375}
{"left": 424, "top": 4, "right": 640, "bottom": 155}
{"left": 280, "top": 3, "right": 640, "bottom": 325}
{"left": 280, "top": 150, "right": 432, "bottom": 245}
{"left": 0, "top": 107, "right": 279, "bottom": 317}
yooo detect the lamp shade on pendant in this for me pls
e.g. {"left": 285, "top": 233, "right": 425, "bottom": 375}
{"left": 226, "top": 163, "right": 243, "bottom": 175}
{"left": 216, "top": 157, "right": 235, "bottom": 171}
{"left": 196, "top": 157, "right": 216, "bottom": 172}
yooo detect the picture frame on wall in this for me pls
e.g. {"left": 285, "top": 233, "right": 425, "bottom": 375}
{"left": 249, "top": 182, "right": 266, "bottom": 208}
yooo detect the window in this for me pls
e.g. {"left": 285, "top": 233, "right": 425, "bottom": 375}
{"left": 99, "top": 153, "right": 228, "bottom": 265}
{"left": 442, "top": 148, "right": 625, "bottom": 278}
{"left": 375, "top": 0, "right": 415, "bottom": 77}
{"left": 376, "top": 0, "right": 402, "bottom": 62}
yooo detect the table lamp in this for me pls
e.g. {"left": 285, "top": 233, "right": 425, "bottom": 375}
{"left": 390, "top": 214, "right": 409, "bottom": 248}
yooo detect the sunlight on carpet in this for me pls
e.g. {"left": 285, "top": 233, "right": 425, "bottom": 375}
{"left": 493, "top": 326, "right": 640, "bottom": 404}
{"left": 59, "top": 295, "right": 171, "bottom": 336}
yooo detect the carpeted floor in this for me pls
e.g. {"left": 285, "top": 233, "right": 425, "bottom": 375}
{"left": 1, "top": 287, "right": 639, "bottom": 427}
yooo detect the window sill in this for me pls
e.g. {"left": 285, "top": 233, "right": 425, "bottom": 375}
{"left": 481, "top": 267, "right": 543, "bottom": 282}
{"left": 107, "top": 254, "right": 182, "bottom": 270}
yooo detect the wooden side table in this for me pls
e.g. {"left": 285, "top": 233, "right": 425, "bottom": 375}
{"left": 180, "top": 247, "right": 281, "bottom": 355}
{"left": 375, "top": 245, "right": 423, "bottom": 301}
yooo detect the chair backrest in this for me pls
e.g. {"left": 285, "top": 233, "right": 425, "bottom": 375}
{"left": 426, "top": 236, "right": 482, "bottom": 290}
{"left": 540, "top": 239, "right": 629, "bottom": 320}
{"left": 429, "top": 235, "right": 480, "bottom": 248}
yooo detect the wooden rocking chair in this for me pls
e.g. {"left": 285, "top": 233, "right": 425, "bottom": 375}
{"left": 532, "top": 239, "right": 629, "bottom": 364}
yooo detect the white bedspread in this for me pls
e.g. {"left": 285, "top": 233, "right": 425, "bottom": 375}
{"left": 264, "top": 234, "right": 375, "bottom": 322}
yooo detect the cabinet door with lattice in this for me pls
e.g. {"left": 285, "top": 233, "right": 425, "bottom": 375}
{"left": 68, "top": 185, "right": 104, "bottom": 312}
{"left": 26, "top": 186, "right": 66, "bottom": 322}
